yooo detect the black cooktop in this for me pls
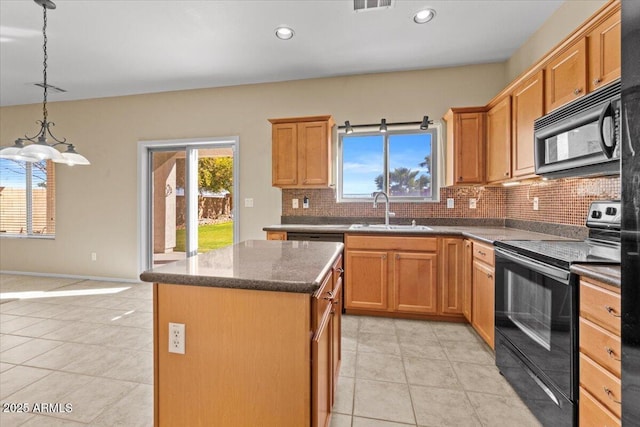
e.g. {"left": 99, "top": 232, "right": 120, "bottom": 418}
{"left": 494, "top": 239, "right": 621, "bottom": 270}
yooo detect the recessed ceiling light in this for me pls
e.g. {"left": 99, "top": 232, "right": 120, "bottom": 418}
{"left": 414, "top": 8, "right": 435, "bottom": 24}
{"left": 275, "top": 26, "right": 294, "bottom": 40}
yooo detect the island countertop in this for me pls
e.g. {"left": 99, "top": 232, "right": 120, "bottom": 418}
{"left": 140, "top": 239, "right": 344, "bottom": 294}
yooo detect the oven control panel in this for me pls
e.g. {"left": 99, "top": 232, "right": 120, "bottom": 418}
{"left": 586, "top": 200, "right": 621, "bottom": 229}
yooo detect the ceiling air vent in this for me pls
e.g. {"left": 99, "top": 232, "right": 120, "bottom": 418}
{"left": 354, "top": 0, "right": 393, "bottom": 12}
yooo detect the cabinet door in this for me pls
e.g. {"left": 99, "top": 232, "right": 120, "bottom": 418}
{"left": 440, "top": 238, "right": 464, "bottom": 315}
{"left": 312, "top": 310, "right": 332, "bottom": 427}
{"left": 545, "top": 38, "right": 587, "bottom": 112}
{"left": 462, "top": 240, "right": 473, "bottom": 322}
{"left": 472, "top": 260, "right": 495, "bottom": 349}
{"left": 393, "top": 252, "right": 438, "bottom": 314}
{"left": 345, "top": 250, "right": 388, "bottom": 311}
{"left": 299, "top": 121, "right": 330, "bottom": 186}
{"left": 272, "top": 123, "right": 299, "bottom": 186}
{"left": 486, "top": 97, "right": 512, "bottom": 182}
{"left": 331, "top": 276, "right": 342, "bottom": 403}
{"left": 512, "top": 69, "right": 543, "bottom": 177}
{"left": 455, "top": 112, "right": 485, "bottom": 184}
{"left": 588, "top": 9, "right": 621, "bottom": 92}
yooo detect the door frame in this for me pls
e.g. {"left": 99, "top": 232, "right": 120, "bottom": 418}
{"left": 137, "top": 136, "right": 239, "bottom": 274}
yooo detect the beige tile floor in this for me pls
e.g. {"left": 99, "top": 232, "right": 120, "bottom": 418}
{"left": 0, "top": 274, "right": 541, "bottom": 427}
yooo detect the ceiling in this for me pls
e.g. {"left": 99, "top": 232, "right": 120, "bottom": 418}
{"left": 0, "top": 0, "right": 565, "bottom": 107}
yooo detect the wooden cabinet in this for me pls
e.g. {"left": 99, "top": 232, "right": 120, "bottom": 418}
{"left": 269, "top": 115, "right": 335, "bottom": 188}
{"left": 470, "top": 240, "right": 494, "bottom": 349}
{"left": 439, "top": 238, "right": 464, "bottom": 315}
{"left": 266, "top": 231, "right": 287, "bottom": 240}
{"left": 486, "top": 96, "right": 512, "bottom": 183}
{"left": 587, "top": 9, "right": 621, "bottom": 92}
{"left": 511, "top": 69, "right": 543, "bottom": 178}
{"left": 579, "top": 277, "right": 621, "bottom": 427}
{"left": 545, "top": 38, "right": 587, "bottom": 112}
{"left": 443, "top": 107, "right": 486, "bottom": 185}
{"left": 462, "top": 239, "right": 473, "bottom": 322}
{"left": 154, "top": 254, "right": 343, "bottom": 427}
{"left": 345, "top": 234, "right": 455, "bottom": 318}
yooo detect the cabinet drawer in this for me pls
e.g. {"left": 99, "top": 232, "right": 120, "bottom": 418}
{"left": 313, "top": 271, "right": 333, "bottom": 331}
{"left": 345, "top": 234, "right": 437, "bottom": 252}
{"left": 580, "top": 280, "right": 621, "bottom": 335}
{"left": 579, "top": 386, "right": 621, "bottom": 427}
{"left": 579, "top": 353, "right": 621, "bottom": 418}
{"left": 472, "top": 241, "right": 494, "bottom": 266}
{"left": 579, "top": 317, "right": 621, "bottom": 377}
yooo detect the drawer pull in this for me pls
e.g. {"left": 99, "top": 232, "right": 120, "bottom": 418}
{"left": 323, "top": 291, "right": 334, "bottom": 301}
{"left": 604, "top": 305, "right": 621, "bottom": 318}
{"left": 606, "top": 347, "right": 621, "bottom": 361}
{"left": 487, "top": 273, "right": 493, "bottom": 279}
{"left": 336, "top": 267, "right": 344, "bottom": 274}
{"left": 603, "top": 387, "right": 621, "bottom": 404}
{"left": 478, "top": 251, "right": 486, "bottom": 256}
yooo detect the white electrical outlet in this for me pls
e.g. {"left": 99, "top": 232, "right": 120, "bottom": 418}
{"left": 169, "top": 322, "right": 185, "bottom": 354}
{"left": 244, "top": 198, "right": 254, "bottom": 208}
{"left": 469, "top": 198, "right": 477, "bottom": 209}
{"left": 91, "top": 252, "right": 97, "bottom": 261}
{"left": 447, "top": 198, "right": 455, "bottom": 209}
{"left": 292, "top": 198, "right": 299, "bottom": 209}
{"left": 533, "top": 197, "right": 539, "bottom": 211}
{"left": 303, "top": 197, "right": 309, "bottom": 209}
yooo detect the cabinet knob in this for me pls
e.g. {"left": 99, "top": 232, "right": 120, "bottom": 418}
{"left": 323, "top": 290, "right": 334, "bottom": 300}
{"left": 605, "top": 347, "right": 621, "bottom": 361}
{"left": 604, "top": 305, "right": 621, "bottom": 318}
{"left": 593, "top": 78, "right": 602, "bottom": 86}
{"left": 504, "top": 172, "right": 509, "bottom": 176}
{"left": 459, "top": 176, "right": 463, "bottom": 181}
{"left": 573, "top": 88, "right": 583, "bottom": 95}
{"left": 487, "top": 273, "right": 493, "bottom": 279}
{"left": 603, "top": 387, "right": 621, "bottom": 404}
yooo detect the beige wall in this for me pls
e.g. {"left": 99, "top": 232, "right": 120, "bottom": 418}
{"left": 506, "top": 0, "right": 608, "bottom": 82}
{"left": 0, "top": 63, "right": 506, "bottom": 279}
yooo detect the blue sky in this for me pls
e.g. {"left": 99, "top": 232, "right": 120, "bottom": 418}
{"left": 0, "top": 159, "right": 47, "bottom": 188}
{"left": 342, "top": 133, "right": 432, "bottom": 197}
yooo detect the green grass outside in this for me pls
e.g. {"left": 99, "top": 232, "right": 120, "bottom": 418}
{"left": 175, "top": 221, "right": 233, "bottom": 253}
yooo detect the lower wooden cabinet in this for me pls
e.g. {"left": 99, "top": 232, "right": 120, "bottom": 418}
{"left": 470, "top": 240, "right": 495, "bottom": 349}
{"left": 312, "top": 305, "right": 332, "bottom": 427}
{"left": 266, "top": 231, "right": 287, "bottom": 240}
{"left": 462, "top": 239, "right": 473, "bottom": 322}
{"left": 344, "top": 234, "right": 463, "bottom": 319}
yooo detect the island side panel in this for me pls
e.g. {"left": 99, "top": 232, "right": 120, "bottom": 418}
{"left": 154, "top": 283, "right": 312, "bottom": 427}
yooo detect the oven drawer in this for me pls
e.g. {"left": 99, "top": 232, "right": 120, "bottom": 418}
{"left": 579, "top": 353, "right": 621, "bottom": 418}
{"left": 579, "top": 279, "right": 621, "bottom": 335}
{"left": 472, "top": 241, "right": 494, "bottom": 266}
{"left": 579, "top": 386, "right": 621, "bottom": 427}
{"left": 579, "top": 317, "right": 621, "bottom": 377}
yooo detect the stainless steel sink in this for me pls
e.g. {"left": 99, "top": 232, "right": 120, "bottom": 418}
{"left": 348, "top": 224, "right": 432, "bottom": 231}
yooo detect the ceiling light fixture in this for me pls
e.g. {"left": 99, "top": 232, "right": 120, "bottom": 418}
{"left": 338, "top": 116, "right": 433, "bottom": 133}
{"left": 414, "top": 8, "right": 436, "bottom": 24}
{"left": 0, "top": 0, "right": 90, "bottom": 166}
{"left": 344, "top": 121, "right": 354, "bottom": 134}
{"left": 275, "top": 26, "right": 294, "bottom": 40}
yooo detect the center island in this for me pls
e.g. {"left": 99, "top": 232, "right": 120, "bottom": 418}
{"left": 140, "top": 239, "right": 344, "bottom": 427}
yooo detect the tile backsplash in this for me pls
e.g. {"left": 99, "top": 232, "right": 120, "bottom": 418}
{"left": 281, "top": 175, "right": 621, "bottom": 227}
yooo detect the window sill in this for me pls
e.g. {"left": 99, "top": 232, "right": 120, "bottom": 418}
{"left": 0, "top": 233, "right": 55, "bottom": 240}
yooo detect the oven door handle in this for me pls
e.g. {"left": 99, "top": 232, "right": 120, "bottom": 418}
{"left": 495, "top": 248, "right": 570, "bottom": 283}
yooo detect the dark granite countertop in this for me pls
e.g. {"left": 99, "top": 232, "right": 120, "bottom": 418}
{"left": 140, "top": 240, "right": 344, "bottom": 294}
{"left": 263, "top": 224, "right": 572, "bottom": 244}
{"left": 571, "top": 264, "right": 621, "bottom": 288}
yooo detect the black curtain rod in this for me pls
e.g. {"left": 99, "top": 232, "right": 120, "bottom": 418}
{"left": 337, "top": 121, "right": 424, "bottom": 129}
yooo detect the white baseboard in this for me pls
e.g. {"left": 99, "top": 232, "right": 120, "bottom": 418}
{"left": 0, "top": 270, "right": 143, "bottom": 284}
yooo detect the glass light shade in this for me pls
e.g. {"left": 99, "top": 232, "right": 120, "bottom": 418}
{"left": 0, "top": 146, "right": 41, "bottom": 162}
{"left": 20, "top": 142, "right": 62, "bottom": 160}
{"left": 52, "top": 150, "right": 90, "bottom": 166}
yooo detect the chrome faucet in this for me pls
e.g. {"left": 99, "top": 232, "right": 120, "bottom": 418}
{"left": 373, "top": 191, "right": 395, "bottom": 226}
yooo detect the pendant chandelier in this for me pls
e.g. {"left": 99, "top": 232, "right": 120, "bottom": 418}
{"left": 0, "top": 0, "right": 90, "bottom": 166}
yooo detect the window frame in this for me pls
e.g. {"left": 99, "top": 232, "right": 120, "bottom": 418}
{"left": 337, "top": 127, "right": 439, "bottom": 203}
{"left": 0, "top": 159, "right": 55, "bottom": 239}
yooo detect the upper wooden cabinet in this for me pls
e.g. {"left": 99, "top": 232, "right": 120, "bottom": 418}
{"left": 486, "top": 96, "right": 512, "bottom": 183}
{"left": 511, "top": 69, "right": 544, "bottom": 178}
{"left": 545, "top": 37, "right": 587, "bottom": 112}
{"left": 587, "top": 9, "right": 621, "bottom": 92}
{"left": 269, "top": 115, "right": 335, "bottom": 188}
{"left": 443, "top": 107, "right": 486, "bottom": 186}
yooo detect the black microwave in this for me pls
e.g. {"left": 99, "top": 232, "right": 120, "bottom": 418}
{"left": 534, "top": 80, "right": 621, "bottom": 178}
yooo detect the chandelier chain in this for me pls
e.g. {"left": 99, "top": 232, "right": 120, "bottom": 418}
{"left": 42, "top": 4, "right": 48, "bottom": 122}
